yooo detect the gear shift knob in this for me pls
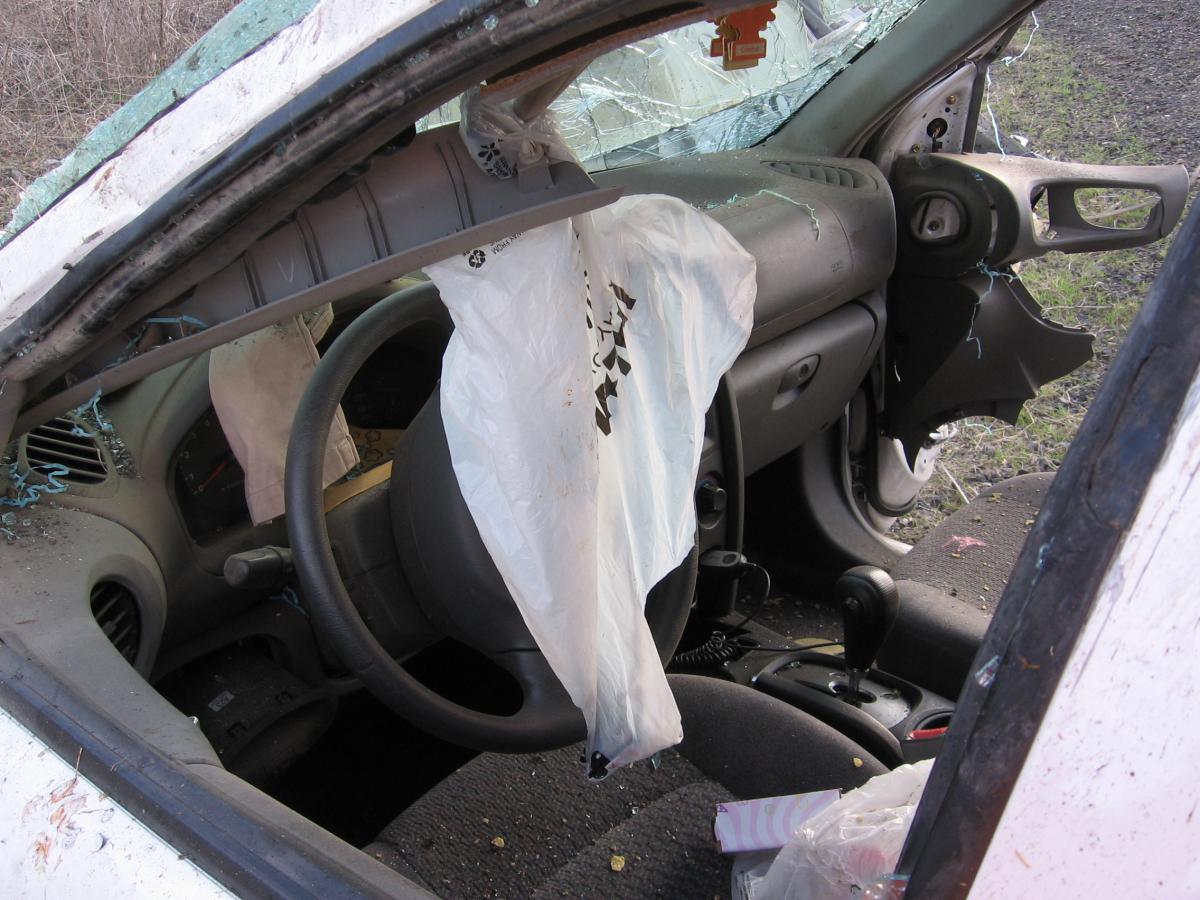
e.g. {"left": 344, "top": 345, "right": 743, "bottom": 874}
{"left": 836, "top": 566, "right": 899, "bottom": 701}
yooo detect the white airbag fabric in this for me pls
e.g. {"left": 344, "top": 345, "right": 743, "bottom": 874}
{"left": 427, "top": 195, "right": 755, "bottom": 774}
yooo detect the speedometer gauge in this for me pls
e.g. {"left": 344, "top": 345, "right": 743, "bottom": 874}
{"left": 174, "top": 409, "right": 249, "bottom": 542}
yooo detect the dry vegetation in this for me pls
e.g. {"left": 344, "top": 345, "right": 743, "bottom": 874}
{"left": 0, "top": 0, "right": 237, "bottom": 216}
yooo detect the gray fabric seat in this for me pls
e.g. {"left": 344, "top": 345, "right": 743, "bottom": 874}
{"left": 879, "top": 472, "right": 1053, "bottom": 698}
{"left": 366, "top": 674, "right": 886, "bottom": 899}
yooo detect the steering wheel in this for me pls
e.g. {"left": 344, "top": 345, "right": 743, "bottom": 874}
{"left": 285, "top": 284, "right": 698, "bottom": 753}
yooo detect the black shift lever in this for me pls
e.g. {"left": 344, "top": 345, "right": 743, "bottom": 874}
{"left": 836, "top": 566, "right": 899, "bottom": 704}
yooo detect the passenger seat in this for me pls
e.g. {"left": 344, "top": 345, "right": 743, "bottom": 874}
{"left": 878, "top": 472, "right": 1053, "bottom": 698}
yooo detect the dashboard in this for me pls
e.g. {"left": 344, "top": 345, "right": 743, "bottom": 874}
{"left": 15, "top": 143, "right": 898, "bottom": 664}
{"left": 159, "top": 144, "right": 897, "bottom": 545}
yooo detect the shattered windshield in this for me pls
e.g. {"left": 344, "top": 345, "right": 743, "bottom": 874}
{"left": 421, "top": 0, "right": 924, "bottom": 170}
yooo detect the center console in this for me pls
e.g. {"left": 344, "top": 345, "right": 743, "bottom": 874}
{"left": 672, "top": 563, "right": 954, "bottom": 767}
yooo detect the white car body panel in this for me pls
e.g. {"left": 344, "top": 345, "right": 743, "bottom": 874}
{"left": 969, "top": 378, "right": 1200, "bottom": 897}
{"left": 0, "top": 707, "right": 231, "bottom": 896}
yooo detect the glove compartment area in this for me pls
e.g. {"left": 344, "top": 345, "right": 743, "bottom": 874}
{"left": 728, "top": 293, "right": 884, "bottom": 475}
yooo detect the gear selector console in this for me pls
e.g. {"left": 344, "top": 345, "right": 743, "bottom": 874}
{"left": 753, "top": 567, "right": 954, "bottom": 766}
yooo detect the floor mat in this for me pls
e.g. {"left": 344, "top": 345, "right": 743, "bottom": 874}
{"left": 737, "top": 589, "right": 843, "bottom": 642}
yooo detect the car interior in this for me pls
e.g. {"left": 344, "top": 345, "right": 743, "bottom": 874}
{"left": 0, "top": 1, "right": 1189, "bottom": 896}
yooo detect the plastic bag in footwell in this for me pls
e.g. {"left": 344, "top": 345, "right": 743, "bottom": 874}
{"left": 427, "top": 194, "right": 756, "bottom": 776}
{"left": 755, "top": 758, "right": 934, "bottom": 899}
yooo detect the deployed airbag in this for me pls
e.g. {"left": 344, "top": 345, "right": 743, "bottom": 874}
{"left": 428, "top": 195, "right": 755, "bottom": 775}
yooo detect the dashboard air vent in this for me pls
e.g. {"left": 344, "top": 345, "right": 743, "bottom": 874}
{"left": 765, "top": 161, "right": 875, "bottom": 190}
{"left": 90, "top": 581, "right": 141, "bottom": 665}
{"left": 24, "top": 417, "right": 109, "bottom": 484}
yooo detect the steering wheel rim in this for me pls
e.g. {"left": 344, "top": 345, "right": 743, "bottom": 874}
{"left": 285, "top": 284, "right": 697, "bottom": 753}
